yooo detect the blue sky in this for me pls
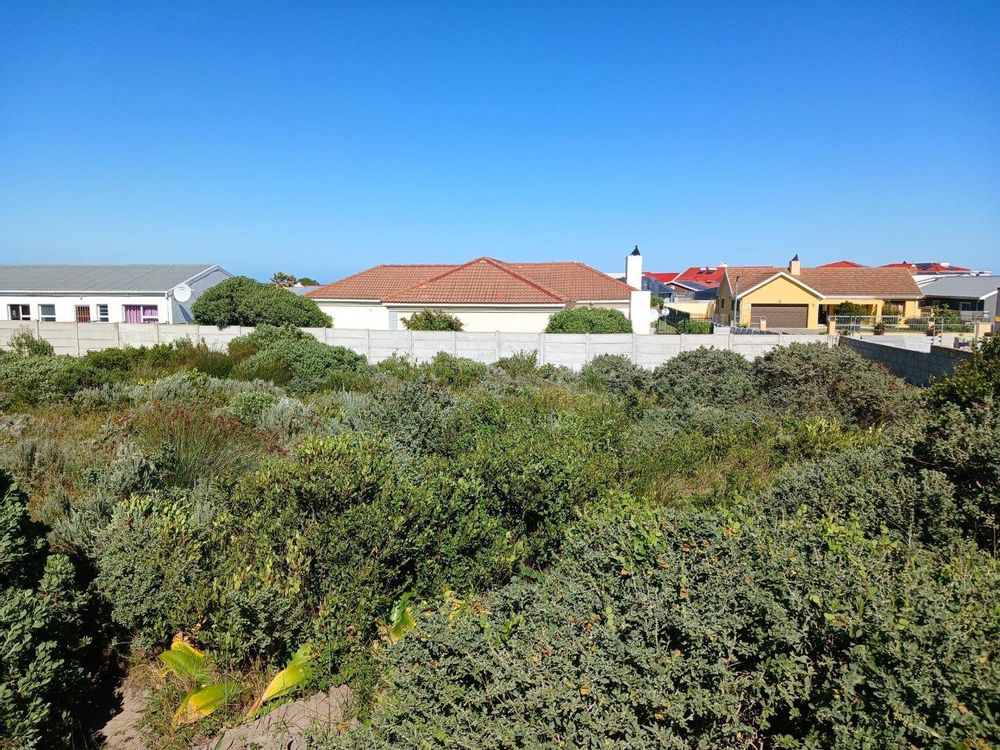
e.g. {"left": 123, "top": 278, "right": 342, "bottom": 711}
{"left": 1, "top": 1, "right": 998, "bottom": 282}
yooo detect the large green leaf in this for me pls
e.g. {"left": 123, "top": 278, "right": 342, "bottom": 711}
{"left": 159, "top": 636, "right": 208, "bottom": 683}
{"left": 173, "top": 682, "right": 241, "bottom": 726}
{"left": 261, "top": 643, "right": 313, "bottom": 704}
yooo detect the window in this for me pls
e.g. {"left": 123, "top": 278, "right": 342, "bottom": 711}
{"left": 8, "top": 304, "right": 30, "bottom": 321}
{"left": 39, "top": 304, "right": 56, "bottom": 322}
{"left": 96, "top": 304, "right": 109, "bottom": 322}
{"left": 124, "top": 304, "right": 159, "bottom": 324}
{"left": 75, "top": 305, "right": 91, "bottom": 323}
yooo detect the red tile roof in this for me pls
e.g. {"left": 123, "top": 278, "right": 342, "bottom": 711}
{"left": 674, "top": 266, "right": 725, "bottom": 288}
{"left": 816, "top": 260, "right": 866, "bottom": 269}
{"left": 308, "top": 257, "right": 634, "bottom": 304}
{"left": 881, "top": 262, "right": 971, "bottom": 273}
{"left": 724, "top": 265, "right": 923, "bottom": 299}
{"left": 643, "top": 271, "right": 680, "bottom": 283}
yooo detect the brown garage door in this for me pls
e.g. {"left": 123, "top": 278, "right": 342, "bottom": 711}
{"left": 751, "top": 304, "right": 808, "bottom": 328}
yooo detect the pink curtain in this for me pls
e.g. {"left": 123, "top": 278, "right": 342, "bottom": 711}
{"left": 142, "top": 305, "right": 158, "bottom": 323}
{"left": 124, "top": 305, "right": 141, "bottom": 323}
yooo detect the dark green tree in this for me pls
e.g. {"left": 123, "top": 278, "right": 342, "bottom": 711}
{"left": 192, "top": 276, "right": 332, "bottom": 327}
{"left": 545, "top": 307, "right": 632, "bottom": 334}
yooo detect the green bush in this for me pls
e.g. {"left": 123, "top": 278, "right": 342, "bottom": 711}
{"left": 674, "top": 318, "right": 712, "bottom": 334}
{"left": 230, "top": 326, "right": 368, "bottom": 394}
{"left": 752, "top": 342, "right": 914, "bottom": 427}
{"left": 580, "top": 354, "right": 650, "bottom": 397}
{"left": 9, "top": 328, "right": 54, "bottom": 357}
{"left": 652, "top": 347, "right": 755, "bottom": 408}
{"left": 545, "top": 307, "right": 632, "bottom": 334}
{"left": 334, "top": 506, "right": 1000, "bottom": 750}
{"left": 402, "top": 309, "right": 464, "bottom": 331}
{"left": 1, "top": 471, "right": 99, "bottom": 748}
{"left": 0, "top": 352, "right": 108, "bottom": 408}
{"left": 192, "top": 276, "right": 332, "bottom": 327}
{"left": 927, "top": 334, "right": 1000, "bottom": 409}
{"left": 834, "top": 301, "right": 869, "bottom": 317}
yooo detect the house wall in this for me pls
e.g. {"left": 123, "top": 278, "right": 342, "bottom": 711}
{"left": 0, "top": 294, "right": 171, "bottom": 324}
{"left": 316, "top": 302, "right": 391, "bottom": 330}
{"left": 392, "top": 305, "right": 562, "bottom": 333}
{"left": 738, "top": 276, "right": 822, "bottom": 328}
{"left": 662, "top": 300, "right": 716, "bottom": 319}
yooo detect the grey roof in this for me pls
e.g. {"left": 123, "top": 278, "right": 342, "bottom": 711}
{"left": 920, "top": 275, "right": 1000, "bottom": 300}
{"left": 289, "top": 285, "right": 321, "bottom": 296}
{"left": 0, "top": 264, "right": 221, "bottom": 293}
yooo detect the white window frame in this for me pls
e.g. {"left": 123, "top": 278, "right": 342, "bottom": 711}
{"left": 39, "top": 304, "right": 56, "bottom": 322}
{"left": 96, "top": 304, "right": 109, "bottom": 322}
{"left": 8, "top": 304, "right": 30, "bottom": 321}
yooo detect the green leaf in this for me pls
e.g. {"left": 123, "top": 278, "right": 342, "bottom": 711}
{"left": 159, "top": 636, "right": 208, "bottom": 683}
{"left": 261, "top": 644, "right": 313, "bottom": 704}
{"left": 173, "top": 682, "right": 241, "bottom": 726}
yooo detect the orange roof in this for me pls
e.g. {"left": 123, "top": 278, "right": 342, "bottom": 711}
{"left": 816, "top": 260, "right": 866, "bottom": 269}
{"left": 724, "top": 265, "right": 923, "bottom": 299}
{"left": 308, "top": 257, "right": 634, "bottom": 304}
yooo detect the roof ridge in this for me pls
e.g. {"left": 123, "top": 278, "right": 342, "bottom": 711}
{"left": 387, "top": 257, "right": 567, "bottom": 303}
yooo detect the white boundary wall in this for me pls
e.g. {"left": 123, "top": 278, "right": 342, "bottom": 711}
{"left": 0, "top": 322, "right": 833, "bottom": 370}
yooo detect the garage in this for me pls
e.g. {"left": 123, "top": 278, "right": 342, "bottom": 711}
{"left": 750, "top": 304, "right": 809, "bottom": 328}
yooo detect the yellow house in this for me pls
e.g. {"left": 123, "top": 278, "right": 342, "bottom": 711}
{"left": 717, "top": 256, "right": 923, "bottom": 329}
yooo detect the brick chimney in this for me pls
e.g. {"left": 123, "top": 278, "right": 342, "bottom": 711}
{"left": 625, "top": 245, "right": 642, "bottom": 289}
{"left": 788, "top": 254, "right": 801, "bottom": 276}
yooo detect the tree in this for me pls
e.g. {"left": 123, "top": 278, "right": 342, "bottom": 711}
{"left": 270, "top": 272, "right": 298, "bottom": 287}
{"left": 192, "top": 276, "right": 332, "bottom": 328}
{"left": 297, "top": 277, "right": 319, "bottom": 286}
{"left": 545, "top": 307, "right": 632, "bottom": 334}
{"left": 402, "top": 309, "right": 464, "bottom": 331}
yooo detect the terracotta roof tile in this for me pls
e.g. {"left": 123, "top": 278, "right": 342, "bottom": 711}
{"left": 724, "top": 265, "right": 923, "bottom": 299}
{"left": 307, "top": 264, "right": 453, "bottom": 300}
{"left": 816, "top": 260, "right": 866, "bottom": 269}
{"left": 310, "top": 257, "right": 634, "bottom": 304}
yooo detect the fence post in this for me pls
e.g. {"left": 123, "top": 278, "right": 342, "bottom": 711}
{"left": 452, "top": 330, "right": 458, "bottom": 356}
{"left": 75, "top": 322, "right": 80, "bottom": 356}
{"left": 409, "top": 330, "right": 415, "bottom": 360}
{"left": 631, "top": 333, "right": 638, "bottom": 364}
{"left": 538, "top": 333, "right": 545, "bottom": 366}
{"left": 366, "top": 328, "right": 372, "bottom": 359}
{"left": 495, "top": 331, "right": 501, "bottom": 361}
{"left": 585, "top": 332, "right": 590, "bottom": 364}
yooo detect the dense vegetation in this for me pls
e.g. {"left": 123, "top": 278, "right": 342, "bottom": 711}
{"left": 0, "top": 327, "right": 997, "bottom": 749}
{"left": 402, "top": 309, "right": 464, "bottom": 331}
{"left": 192, "top": 276, "right": 332, "bottom": 327}
{"left": 545, "top": 306, "right": 633, "bottom": 333}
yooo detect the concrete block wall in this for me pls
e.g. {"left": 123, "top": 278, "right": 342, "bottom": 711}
{"left": 839, "top": 336, "right": 972, "bottom": 385}
{"left": 0, "top": 321, "right": 835, "bottom": 371}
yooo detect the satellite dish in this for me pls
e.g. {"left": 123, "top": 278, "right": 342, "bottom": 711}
{"left": 173, "top": 283, "right": 192, "bottom": 302}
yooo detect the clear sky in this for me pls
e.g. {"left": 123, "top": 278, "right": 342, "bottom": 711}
{"left": 1, "top": 1, "right": 998, "bottom": 282}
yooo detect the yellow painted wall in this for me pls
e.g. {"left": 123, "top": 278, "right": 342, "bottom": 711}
{"left": 662, "top": 300, "right": 716, "bottom": 319}
{"left": 738, "top": 276, "right": 822, "bottom": 328}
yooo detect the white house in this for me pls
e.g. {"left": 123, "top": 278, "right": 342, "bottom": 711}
{"left": 308, "top": 250, "right": 653, "bottom": 333}
{"left": 0, "top": 264, "right": 232, "bottom": 324}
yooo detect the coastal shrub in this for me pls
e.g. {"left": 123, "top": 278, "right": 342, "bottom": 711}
{"left": 1, "top": 471, "right": 98, "bottom": 748}
{"left": 752, "top": 342, "right": 913, "bottom": 427}
{"left": 192, "top": 276, "right": 331, "bottom": 327}
{"left": 9, "top": 328, "right": 54, "bottom": 357}
{"left": 580, "top": 354, "right": 650, "bottom": 397}
{"left": 545, "top": 307, "right": 632, "bottom": 334}
{"left": 334, "top": 507, "right": 1000, "bottom": 750}
{"left": 674, "top": 318, "right": 712, "bottom": 334}
{"left": 231, "top": 328, "right": 368, "bottom": 394}
{"left": 926, "top": 333, "right": 1000, "bottom": 409}
{"left": 402, "top": 309, "right": 464, "bottom": 331}
{"left": 0, "top": 353, "right": 108, "bottom": 408}
{"left": 651, "top": 347, "right": 754, "bottom": 408}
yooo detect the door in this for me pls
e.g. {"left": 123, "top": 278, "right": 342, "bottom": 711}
{"left": 751, "top": 304, "right": 809, "bottom": 328}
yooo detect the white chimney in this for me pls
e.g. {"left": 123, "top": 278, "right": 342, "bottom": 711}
{"left": 788, "top": 254, "right": 801, "bottom": 276}
{"left": 626, "top": 245, "right": 642, "bottom": 289}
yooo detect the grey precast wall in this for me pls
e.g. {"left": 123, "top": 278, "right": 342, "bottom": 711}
{"left": 0, "top": 321, "right": 834, "bottom": 370}
{"left": 839, "top": 335, "right": 973, "bottom": 386}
